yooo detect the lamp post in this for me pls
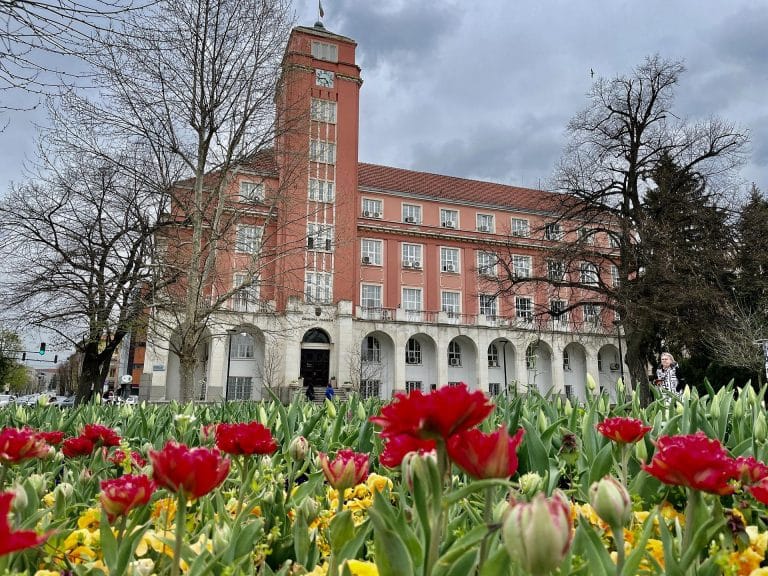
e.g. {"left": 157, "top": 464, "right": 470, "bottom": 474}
{"left": 225, "top": 329, "right": 237, "bottom": 401}
{"left": 501, "top": 340, "right": 509, "bottom": 396}
{"left": 613, "top": 320, "right": 625, "bottom": 382}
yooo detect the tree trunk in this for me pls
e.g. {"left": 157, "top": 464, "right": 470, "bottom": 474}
{"left": 178, "top": 352, "right": 198, "bottom": 403}
{"left": 624, "top": 329, "right": 652, "bottom": 406}
{"left": 77, "top": 343, "right": 104, "bottom": 404}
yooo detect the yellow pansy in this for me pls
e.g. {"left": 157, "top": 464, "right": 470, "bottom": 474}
{"left": 77, "top": 507, "right": 101, "bottom": 530}
{"left": 343, "top": 559, "right": 379, "bottom": 576}
{"left": 135, "top": 528, "right": 175, "bottom": 557}
{"left": 729, "top": 547, "right": 764, "bottom": 576}
{"left": 63, "top": 528, "right": 99, "bottom": 551}
{"left": 747, "top": 525, "right": 768, "bottom": 556}
{"left": 67, "top": 545, "right": 98, "bottom": 564}
{"left": 366, "top": 474, "right": 392, "bottom": 494}
{"left": 151, "top": 497, "right": 177, "bottom": 527}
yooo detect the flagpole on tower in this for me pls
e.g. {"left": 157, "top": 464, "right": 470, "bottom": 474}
{"left": 319, "top": 0, "right": 324, "bottom": 21}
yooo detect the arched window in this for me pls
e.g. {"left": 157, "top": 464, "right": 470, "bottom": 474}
{"left": 405, "top": 338, "right": 421, "bottom": 365}
{"left": 363, "top": 336, "right": 381, "bottom": 363}
{"left": 448, "top": 341, "right": 461, "bottom": 367}
{"left": 487, "top": 343, "right": 499, "bottom": 367}
{"left": 526, "top": 344, "right": 537, "bottom": 369}
{"left": 302, "top": 328, "right": 330, "bottom": 344}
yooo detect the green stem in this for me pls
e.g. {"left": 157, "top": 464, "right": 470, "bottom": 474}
{"left": 117, "top": 515, "right": 128, "bottom": 545}
{"left": 336, "top": 488, "right": 345, "bottom": 516}
{"left": 425, "top": 442, "right": 450, "bottom": 576}
{"left": 171, "top": 491, "right": 187, "bottom": 576}
{"left": 236, "top": 456, "right": 249, "bottom": 517}
{"left": 478, "top": 485, "right": 495, "bottom": 574}
{"left": 619, "top": 444, "right": 630, "bottom": 488}
{"left": 614, "top": 525, "right": 625, "bottom": 576}
{"left": 682, "top": 488, "right": 702, "bottom": 552}
{"left": 0, "top": 463, "right": 7, "bottom": 489}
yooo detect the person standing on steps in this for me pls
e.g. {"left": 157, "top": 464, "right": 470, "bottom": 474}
{"left": 325, "top": 382, "right": 335, "bottom": 401}
{"left": 305, "top": 383, "right": 315, "bottom": 402}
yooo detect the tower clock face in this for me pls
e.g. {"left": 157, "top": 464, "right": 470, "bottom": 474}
{"left": 315, "top": 69, "right": 335, "bottom": 88}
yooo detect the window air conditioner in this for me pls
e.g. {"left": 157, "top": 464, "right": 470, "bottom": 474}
{"left": 373, "top": 212, "right": 381, "bottom": 218}
{"left": 449, "top": 358, "right": 460, "bottom": 366}
{"left": 478, "top": 225, "right": 489, "bottom": 232}
{"left": 609, "top": 363, "right": 620, "bottom": 371}
{"left": 412, "top": 261, "right": 421, "bottom": 269}
{"left": 444, "top": 264, "right": 456, "bottom": 272}
{"left": 403, "top": 261, "right": 412, "bottom": 268}
{"left": 404, "top": 216, "right": 415, "bottom": 223}
{"left": 363, "top": 210, "right": 371, "bottom": 217}
{"left": 442, "top": 221, "right": 455, "bottom": 228}
{"left": 488, "top": 360, "right": 499, "bottom": 367}
{"left": 362, "top": 256, "right": 371, "bottom": 264}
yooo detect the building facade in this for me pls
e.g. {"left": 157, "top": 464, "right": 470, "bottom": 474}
{"left": 142, "top": 23, "right": 625, "bottom": 403}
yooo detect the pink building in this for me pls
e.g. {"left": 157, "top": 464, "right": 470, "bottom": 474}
{"left": 144, "top": 23, "right": 625, "bottom": 402}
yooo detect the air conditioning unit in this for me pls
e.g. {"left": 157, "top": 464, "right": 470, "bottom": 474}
{"left": 373, "top": 212, "right": 381, "bottom": 218}
{"left": 412, "top": 261, "right": 421, "bottom": 269}
{"left": 403, "top": 261, "right": 412, "bottom": 268}
{"left": 478, "top": 225, "right": 489, "bottom": 232}
{"left": 363, "top": 210, "right": 371, "bottom": 217}
{"left": 443, "top": 264, "right": 456, "bottom": 272}
{"left": 488, "top": 360, "right": 499, "bottom": 367}
{"left": 404, "top": 217, "right": 416, "bottom": 223}
{"left": 406, "top": 353, "right": 418, "bottom": 364}
{"left": 610, "top": 363, "right": 620, "bottom": 371}
{"left": 442, "top": 221, "right": 456, "bottom": 228}
{"left": 362, "top": 256, "right": 371, "bottom": 264}
{"left": 449, "top": 358, "right": 460, "bottom": 366}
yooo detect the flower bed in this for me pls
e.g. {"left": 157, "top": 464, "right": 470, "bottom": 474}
{"left": 1, "top": 381, "right": 767, "bottom": 575}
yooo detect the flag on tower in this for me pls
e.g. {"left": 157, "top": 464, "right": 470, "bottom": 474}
{"left": 319, "top": 0, "right": 324, "bottom": 19}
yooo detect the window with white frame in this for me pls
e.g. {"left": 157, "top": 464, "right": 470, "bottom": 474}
{"left": 239, "top": 181, "right": 264, "bottom": 202}
{"left": 311, "top": 41, "right": 338, "bottom": 62}
{"left": 610, "top": 265, "right": 620, "bottom": 287}
{"left": 309, "top": 178, "right": 334, "bottom": 202}
{"left": 479, "top": 294, "right": 497, "bottom": 318}
{"left": 526, "top": 345, "right": 537, "bottom": 369}
{"left": 440, "top": 208, "right": 459, "bottom": 228}
{"left": 477, "top": 251, "right": 497, "bottom": 276}
{"left": 402, "top": 204, "right": 421, "bottom": 224}
{"left": 550, "top": 299, "right": 567, "bottom": 323}
{"left": 402, "top": 288, "right": 422, "bottom": 311}
{"left": 235, "top": 225, "right": 262, "bottom": 254}
{"left": 310, "top": 139, "right": 336, "bottom": 164}
{"left": 583, "top": 304, "right": 601, "bottom": 325}
{"left": 360, "top": 380, "right": 380, "bottom": 398}
{"left": 441, "top": 247, "right": 460, "bottom": 272}
{"left": 231, "top": 333, "right": 254, "bottom": 359}
{"left": 401, "top": 243, "right": 423, "bottom": 267}
{"left": 361, "top": 239, "right": 382, "bottom": 265}
{"left": 441, "top": 291, "right": 461, "bottom": 316}
{"left": 487, "top": 343, "right": 499, "bottom": 367}
{"left": 580, "top": 262, "right": 599, "bottom": 285}
{"left": 477, "top": 213, "right": 494, "bottom": 233}
{"left": 363, "top": 336, "right": 381, "bottom": 363}
{"left": 488, "top": 382, "right": 502, "bottom": 396}
{"left": 405, "top": 381, "right": 423, "bottom": 392}
{"left": 362, "top": 198, "right": 382, "bottom": 218}
{"left": 511, "top": 218, "right": 530, "bottom": 237}
{"left": 547, "top": 260, "right": 565, "bottom": 282}
{"left": 305, "top": 272, "right": 332, "bottom": 304}
{"left": 310, "top": 98, "right": 337, "bottom": 123}
{"left": 232, "top": 273, "right": 259, "bottom": 312}
{"left": 578, "top": 227, "right": 597, "bottom": 245}
{"left": 563, "top": 349, "right": 571, "bottom": 370}
{"left": 405, "top": 338, "right": 422, "bottom": 365}
{"left": 512, "top": 255, "right": 532, "bottom": 278}
{"left": 226, "top": 376, "right": 253, "bottom": 401}
{"left": 448, "top": 341, "right": 461, "bottom": 366}
{"left": 361, "top": 284, "right": 382, "bottom": 310}
{"left": 545, "top": 222, "right": 564, "bottom": 241}
{"left": 609, "top": 232, "right": 621, "bottom": 248}
{"left": 516, "top": 296, "right": 533, "bottom": 322}
{"left": 307, "top": 223, "right": 334, "bottom": 251}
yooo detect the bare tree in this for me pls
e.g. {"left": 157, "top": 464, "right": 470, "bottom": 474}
{"left": 492, "top": 56, "right": 748, "bottom": 399}
{"left": 0, "top": 139, "right": 163, "bottom": 403}
{"left": 54, "top": 0, "right": 304, "bottom": 401}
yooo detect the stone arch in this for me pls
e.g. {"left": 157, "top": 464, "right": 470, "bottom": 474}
{"left": 525, "top": 339, "right": 553, "bottom": 395}
{"left": 358, "top": 330, "right": 396, "bottom": 399}
{"left": 563, "top": 342, "right": 588, "bottom": 401}
{"left": 598, "top": 344, "right": 623, "bottom": 402}
{"left": 405, "top": 332, "right": 437, "bottom": 393}
{"left": 447, "top": 335, "right": 478, "bottom": 389}
{"left": 225, "top": 325, "right": 266, "bottom": 401}
{"left": 488, "top": 338, "right": 516, "bottom": 396}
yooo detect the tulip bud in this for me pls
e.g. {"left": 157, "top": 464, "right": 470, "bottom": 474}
{"left": 356, "top": 402, "right": 367, "bottom": 421}
{"left": 54, "top": 482, "right": 73, "bottom": 500}
{"left": 299, "top": 497, "right": 320, "bottom": 522}
{"left": 755, "top": 412, "right": 768, "bottom": 444}
{"left": 589, "top": 476, "right": 632, "bottom": 531}
{"left": 634, "top": 438, "right": 648, "bottom": 463}
{"left": 79, "top": 468, "right": 92, "bottom": 483}
{"left": 325, "top": 400, "right": 337, "bottom": 418}
{"left": 734, "top": 397, "right": 744, "bottom": 419}
{"left": 402, "top": 449, "right": 438, "bottom": 492}
{"left": 519, "top": 472, "right": 545, "bottom": 499}
{"left": 586, "top": 373, "right": 597, "bottom": 392}
{"left": 502, "top": 491, "right": 572, "bottom": 575}
{"left": 710, "top": 399, "right": 721, "bottom": 420}
{"left": 564, "top": 399, "right": 573, "bottom": 417}
{"left": 288, "top": 436, "right": 309, "bottom": 463}
{"left": 28, "top": 474, "right": 46, "bottom": 496}
{"left": 537, "top": 411, "right": 548, "bottom": 434}
{"left": 10, "top": 484, "right": 28, "bottom": 513}
{"left": 616, "top": 378, "right": 625, "bottom": 394}
{"left": 127, "top": 558, "right": 155, "bottom": 576}
{"left": 682, "top": 385, "right": 691, "bottom": 400}
{"left": 212, "top": 523, "right": 232, "bottom": 553}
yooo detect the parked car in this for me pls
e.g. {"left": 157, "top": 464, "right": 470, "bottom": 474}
{"left": 0, "top": 394, "right": 16, "bottom": 406}
{"left": 50, "top": 395, "right": 75, "bottom": 408}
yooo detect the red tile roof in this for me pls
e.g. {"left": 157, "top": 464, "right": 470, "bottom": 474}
{"left": 358, "top": 163, "right": 568, "bottom": 214}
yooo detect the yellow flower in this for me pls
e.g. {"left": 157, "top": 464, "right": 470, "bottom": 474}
{"left": 67, "top": 545, "right": 98, "bottom": 564}
{"left": 749, "top": 569, "right": 768, "bottom": 576}
{"left": 34, "top": 571, "right": 61, "bottom": 576}
{"left": 78, "top": 507, "right": 102, "bottom": 530}
{"left": 343, "top": 559, "right": 379, "bottom": 576}
{"left": 646, "top": 539, "right": 665, "bottom": 569}
{"left": 659, "top": 502, "right": 685, "bottom": 526}
{"left": 151, "top": 497, "right": 177, "bottom": 527}
{"left": 63, "top": 528, "right": 99, "bottom": 551}
{"left": 136, "top": 528, "right": 175, "bottom": 557}
{"left": 42, "top": 492, "right": 56, "bottom": 508}
{"left": 729, "top": 547, "right": 764, "bottom": 576}
{"left": 366, "top": 474, "right": 392, "bottom": 494}
{"left": 306, "top": 564, "right": 329, "bottom": 576}
{"left": 747, "top": 525, "right": 768, "bottom": 556}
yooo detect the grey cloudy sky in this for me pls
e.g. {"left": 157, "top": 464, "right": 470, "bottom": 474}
{"left": 1, "top": 0, "right": 765, "bottom": 193}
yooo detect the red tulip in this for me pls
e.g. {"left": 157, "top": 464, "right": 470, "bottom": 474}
{"left": 447, "top": 426, "right": 525, "bottom": 479}
{"left": 736, "top": 456, "right": 768, "bottom": 485}
{"left": 62, "top": 436, "right": 95, "bottom": 458}
{"left": 82, "top": 424, "right": 121, "bottom": 447}
{"left": 100, "top": 474, "right": 156, "bottom": 522}
{"left": 0, "top": 427, "right": 52, "bottom": 464}
{"left": 318, "top": 449, "right": 369, "bottom": 491}
{"left": 149, "top": 441, "right": 230, "bottom": 499}
{"left": 0, "top": 491, "right": 51, "bottom": 556}
{"left": 37, "top": 431, "right": 65, "bottom": 446}
{"left": 642, "top": 432, "right": 740, "bottom": 495}
{"left": 108, "top": 449, "right": 147, "bottom": 469}
{"left": 596, "top": 417, "right": 651, "bottom": 444}
{"left": 370, "top": 383, "right": 493, "bottom": 441}
{"left": 748, "top": 477, "right": 768, "bottom": 505}
{"left": 380, "top": 434, "right": 437, "bottom": 468}
{"left": 215, "top": 422, "right": 278, "bottom": 456}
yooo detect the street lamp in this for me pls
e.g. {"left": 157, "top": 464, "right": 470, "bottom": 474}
{"left": 613, "top": 320, "right": 625, "bottom": 382}
{"left": 501, "top": 340, "right": 509, "bottom": 396}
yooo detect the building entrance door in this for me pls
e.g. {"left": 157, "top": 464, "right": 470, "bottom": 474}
{"left": 300, "top": 348, "right": 330, "bottom": 396}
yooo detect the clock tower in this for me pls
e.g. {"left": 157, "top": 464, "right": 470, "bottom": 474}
{"left": 275, "top": 23, "right": 362, "bottom": 311}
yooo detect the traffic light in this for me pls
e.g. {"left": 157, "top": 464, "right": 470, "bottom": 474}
{"left": 39, "top": 342, "right": 46, "bottom": 355}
